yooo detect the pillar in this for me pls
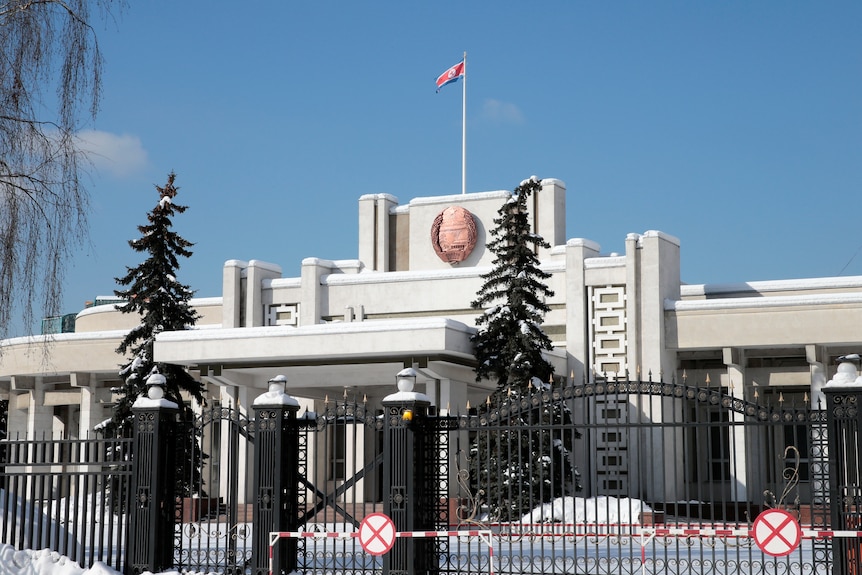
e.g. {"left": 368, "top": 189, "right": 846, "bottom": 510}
{"left": 382, "top": 368, "right": 433, "bottom": 575}
{"left": 823, "top": 360, "right": 862, "bottom": 575}
{"left": 127, "top": 371, "right": 179, "bottom": 575}
{"left": 252, "top": 376, "right": 302, "bottom": 575}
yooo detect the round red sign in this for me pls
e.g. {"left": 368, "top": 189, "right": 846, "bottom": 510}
{"left": 358, "top": 512, "right": 396, "bottom": 556}
{"left": 752, "top": 509, "right": 802, "bottom": 557}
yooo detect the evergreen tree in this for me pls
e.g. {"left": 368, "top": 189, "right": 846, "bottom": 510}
{"left": 471, "top": 176, "right": 555, "bottom": 390}
{"left": 105, "top": 171, "right": 206, "bottom": 496}
{"left": 469, "top": 176, "right": 581, "bottom": 522}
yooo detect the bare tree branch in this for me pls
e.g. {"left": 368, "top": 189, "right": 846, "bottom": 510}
{"left": 0, "top": 0, "right": 123, "bottom": 344}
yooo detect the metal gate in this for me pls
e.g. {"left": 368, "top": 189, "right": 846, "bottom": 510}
{"left": 294, "top": 396, "right": 387, "bottom": 573}
{"left": 173, "top": 403, "right": 256, "bottom": 573}
{"left": 437, "top": 376, "right": 835, "bottom": 575}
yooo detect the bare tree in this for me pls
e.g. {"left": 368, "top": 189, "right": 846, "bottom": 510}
{"left": 0, "top": 0, "right": 121, "bottom": 341}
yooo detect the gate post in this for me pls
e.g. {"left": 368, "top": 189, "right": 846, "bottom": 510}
{"left": 823, "top": 361, "right": 862, "bottom": 575}
{"left": 382, "top": 368, "right": 433, "bottom": 575}
{"left": 127, "top": 369, "right": 179, "bottom": 575}
{"left": 252, "top": 375, "right": 302, "bottom": 575}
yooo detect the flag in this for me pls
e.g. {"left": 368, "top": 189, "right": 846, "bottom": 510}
{"left": 436, "top": 60, "right": 465, "bottom": 92}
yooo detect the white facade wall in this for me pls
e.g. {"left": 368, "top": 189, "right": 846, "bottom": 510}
{"left": 3, "top": 175, "right": 862, "bottom": 505}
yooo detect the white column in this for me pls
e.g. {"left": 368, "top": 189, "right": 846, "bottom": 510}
{"left": 723, "top": 347, "right": 748, "bottom": 503}
{"left": 807, "top": 345, "right": 827, "bottom": 409}
{"left": 72, "top": 372, "right": 106, "bottom": 436}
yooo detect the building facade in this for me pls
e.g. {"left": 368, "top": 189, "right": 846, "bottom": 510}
{"left": 1, "top": 178, "right": 861, "bottom": 501}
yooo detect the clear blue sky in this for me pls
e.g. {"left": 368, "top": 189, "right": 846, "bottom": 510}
{"left": 54, "top": 1, "right": 862, "bottom": 328}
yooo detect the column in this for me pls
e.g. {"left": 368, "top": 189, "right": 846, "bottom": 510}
{"left": 382, "top": 368, "right": 432, "bottom": 575}
{"left": 723, "top": 347, "right": 748, "bottom": 503}
{"left": 127, "top": 370, "right": 179, "bottom": 575}
{"left": 251, "top": 376, "right": 302, "bottom": 575}
{"left": 823, "top": 360, "right": 862, "bottom": 575}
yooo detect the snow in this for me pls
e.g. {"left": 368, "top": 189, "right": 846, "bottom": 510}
{"left": 131, "top": 397, "right": 179, "bottom": 409}
{"left": 519, "top": 496, "right": 653, "bottom": 525}
{"left": 824, "top": 360, "right": 862, "bottom": 387}
{"left": 0, "top": 545, "right": 186, "bottom": 575}
{"left": 155, "top": 316, "right": 477, "bottom": 342}
{"left": 252, "top": 390, "right": 300, "bottom": 407}
{"left": 668, "top": 291, "right": 862, "bottom": 312}
{"left": 381, "top": 390, "right": 430, "bottom": 403}
{"left": 681, "top": 274, "right": 862, "bottom": 297}
{"left": 8, "top": 497, "right": 651, "bottom": 575}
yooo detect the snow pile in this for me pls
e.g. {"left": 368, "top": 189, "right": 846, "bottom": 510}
{"left": 520, "top": 496, "right": 653, "bottom": 525}
{"left": 0, "top": 545, "right": 117, "bottom": 575}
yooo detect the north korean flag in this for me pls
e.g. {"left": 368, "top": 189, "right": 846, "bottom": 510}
{"left": 436, "top": 60, "right": 465, "bottom": 92}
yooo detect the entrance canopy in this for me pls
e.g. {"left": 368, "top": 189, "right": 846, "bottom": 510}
{"left": 154, "top": 317, "right": 489, "bottom": 405}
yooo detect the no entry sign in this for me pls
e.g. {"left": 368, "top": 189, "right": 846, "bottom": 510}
{"left": 358, "top": 513, "right": 396, "bottom": 556}
{"left": 752, "top": 509, "right": 802, "bottom": 557}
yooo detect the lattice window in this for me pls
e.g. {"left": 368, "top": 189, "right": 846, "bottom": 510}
{"left": 590, "top": 285, "right": 627, "bottom": 377}
{"left": 266, "top": 303, "right": 298, "bottom": 326}
{"left": 594, "top": 396, "right": 629, "bottom": 495}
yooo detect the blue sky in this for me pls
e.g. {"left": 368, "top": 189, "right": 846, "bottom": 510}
{"left": 53, "top": 1, "right": 862, "bottom": 329}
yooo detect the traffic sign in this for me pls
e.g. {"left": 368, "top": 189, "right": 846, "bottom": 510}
{"left": 358, "top": 513, "right": 396, "bottom": 556}
{"left": 752, "top": 509, "right": 802, "bottom": 557}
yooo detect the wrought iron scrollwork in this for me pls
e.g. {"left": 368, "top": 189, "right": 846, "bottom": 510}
{"left": 763, "top": 444, "right": 802, "bottom": 518}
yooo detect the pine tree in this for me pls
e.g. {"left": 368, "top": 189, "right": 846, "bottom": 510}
{"left": 471, "top": 176, "right": 555, "bottom": 390}
{"left": 105, "top": 171, "right": 207, "bottom": 496}
{"left": 469, "top": 176, "right": 581, "bottom": 522}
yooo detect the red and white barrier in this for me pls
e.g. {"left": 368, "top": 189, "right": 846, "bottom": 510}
{"left": 269, "top": 529, "right": 495, "bottom": 575}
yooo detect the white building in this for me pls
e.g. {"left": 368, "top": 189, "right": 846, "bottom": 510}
{"left": 1, "top": 177, "right": 859, "bottom": 452}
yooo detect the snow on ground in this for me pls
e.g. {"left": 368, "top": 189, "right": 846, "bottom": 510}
{"left": 520, "top": 496, "right": 653, "bottom": 525}
{"left": 0, "top": 545, "right": 123, "bottom": 575}
{"left": 6, "top": 497, "right": 650, "bottom": 575}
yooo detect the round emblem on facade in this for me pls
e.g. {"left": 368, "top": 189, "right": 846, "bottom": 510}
{"left": 431, "top": 206, "right": 477, "bottom": 263}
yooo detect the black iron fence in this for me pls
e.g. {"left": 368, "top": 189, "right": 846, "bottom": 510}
{"left": 3, "top": 378, "right": 862, "bottom": 575}
{"left": 437, "top": 378, "right": 835, "bottom": 575}
{"left": 172, "top": 403, "right": 257, "bottom": 574}
{"left": 0, "top": 432, "right": 132, "bottom": 572}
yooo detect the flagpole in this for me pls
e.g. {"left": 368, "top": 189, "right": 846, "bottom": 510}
{"left": 462, "top": 51, "right": 467, "bottom": 195}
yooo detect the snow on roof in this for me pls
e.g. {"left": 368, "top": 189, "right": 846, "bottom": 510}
{"left": 407, "top": 190, "right": 511, "bottom": 207}
{"left": 668, "top": 291, "right": 862, "bottom": 312}
{"left": 585, "top": 256, "right": 626, "bottom": 270}
{"left": 681, "top": 275, "right": 862, "bottom": 298}
{"left": 155, "top": 317, "right": 476, "bottom": 343}
{"left": 1, "top": 329, "right": 131, "bottom": 346}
